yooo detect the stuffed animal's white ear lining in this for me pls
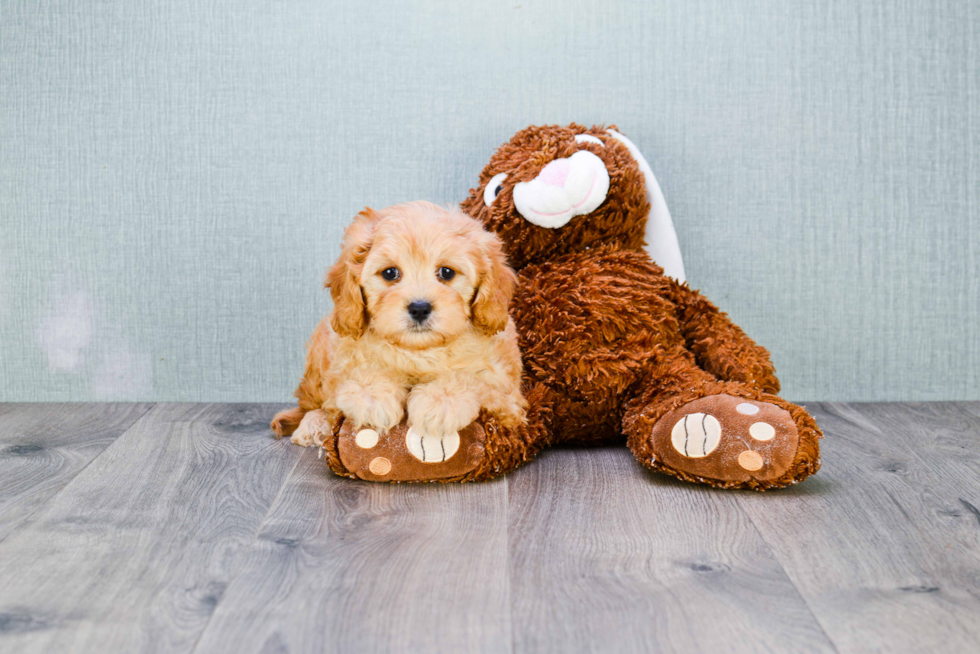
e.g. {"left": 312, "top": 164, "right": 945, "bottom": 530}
{"left": 606, "top": 130, "right": 686, "bottom": 283}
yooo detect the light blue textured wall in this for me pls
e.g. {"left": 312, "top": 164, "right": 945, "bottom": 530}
{"left": 1, "top": 0, "right": 978, "bottom": 402}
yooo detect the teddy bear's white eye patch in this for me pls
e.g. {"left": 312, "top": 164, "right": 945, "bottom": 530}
{"left": 575, "top": 134, "right": 604, "bottom": 147}
{"left": 483, "top": 172, "right": 509, "bottom": 207}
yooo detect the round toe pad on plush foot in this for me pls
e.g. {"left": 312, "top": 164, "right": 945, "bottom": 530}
{"left": 405, "top": 427, "right": 460, "bottom": 463}
{"left": 650, "top": 395, "right": 799, "bottom": 484}
{"left": 337, "top": 421, "right": 486, "bottom": 482}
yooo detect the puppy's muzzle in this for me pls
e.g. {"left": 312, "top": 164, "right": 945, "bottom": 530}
{"left": 407, "top": 300, "right": 432, "bottom": 324}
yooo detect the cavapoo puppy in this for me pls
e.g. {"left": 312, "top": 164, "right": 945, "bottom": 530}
{"left": 271, "top": 201, "right": 526, "bottom": 448}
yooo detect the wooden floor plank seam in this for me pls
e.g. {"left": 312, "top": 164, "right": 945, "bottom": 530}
{"left": 0, "top": 402, "right": 156, "bottom": 546}
{"left": 730, "top": 441, "right": 844, "bottom": 654}
{"left": 186, "top": 432, "right": 304, "bottom": 654}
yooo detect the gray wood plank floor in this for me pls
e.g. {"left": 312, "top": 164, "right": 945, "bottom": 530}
{"left": 0, "top": 403, "right": 152, "bottom": 543}
{"left": 0, "top": 402, "right": 978, "bottom": 654}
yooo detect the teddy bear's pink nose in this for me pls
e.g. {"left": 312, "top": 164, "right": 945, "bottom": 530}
{"left": 537, "top": 158, "right": 572, "bottom": 188}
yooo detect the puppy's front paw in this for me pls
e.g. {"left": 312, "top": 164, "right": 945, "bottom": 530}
{"left": 336, "top": 381, "right": 406, "bottom": 433}
{"left": 290, "top": 409, "right": 335, "bottom": 447}
{"left": 407, "top": 384, "right": 481, "bottom": 438}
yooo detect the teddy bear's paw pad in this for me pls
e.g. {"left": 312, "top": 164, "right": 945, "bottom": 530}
{"left": 650, "top": 395, "right": 799, "bottom": 483}
{"left": 670, "top": 413, "right": 722, "bottom": 457}
{"left": 405, "top": 427, "right": 460, "bottom": 463}
{"left": 354, "top": 428, "right": 379, "bottom": 448}
{"left": 336, "top": 421, "right": 486, "bottom": 482}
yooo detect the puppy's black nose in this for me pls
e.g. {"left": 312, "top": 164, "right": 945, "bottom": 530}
{"left": 407, "top": 300, "right": 432, "bottom": 323}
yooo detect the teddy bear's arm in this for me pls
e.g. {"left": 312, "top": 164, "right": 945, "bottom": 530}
{"left": 667, "top": 280, "right": 781, "bottom": 393}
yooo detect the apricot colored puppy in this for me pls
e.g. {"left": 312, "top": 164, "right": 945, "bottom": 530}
{"left": 272, "top": 201, "right": 525, "bottom": 455}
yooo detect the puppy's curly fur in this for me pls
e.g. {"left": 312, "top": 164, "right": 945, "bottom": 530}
{"left": 272, "top": 201, "right": 526, "bottom": 447}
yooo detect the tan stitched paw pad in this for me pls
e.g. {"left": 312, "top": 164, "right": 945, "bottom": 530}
{"left": 405, "top": 427, "right": 460, "bottom": 463}
{"left": 650, "top": 395, "right": 799, "bottom": 483}
{"left": 336, "top": 421, "right": 486, "bottom": 482}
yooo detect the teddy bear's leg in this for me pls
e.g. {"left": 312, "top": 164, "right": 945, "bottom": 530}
{"left": 320, "top": 383, "right": 554, "bottom": 483}
{"left": 622, "top": 355, "right": 821, "bottom": 490}
{"left": 668, "top": 279, "right": 781, "bottom": 393}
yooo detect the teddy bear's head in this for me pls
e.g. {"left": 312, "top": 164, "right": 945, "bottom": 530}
{"left": 462, "top": 123, "right": 658, "bottom": 271}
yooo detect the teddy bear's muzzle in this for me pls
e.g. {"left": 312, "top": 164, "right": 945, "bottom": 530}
{"left": 512, "top": 150, "right": 610, "bottom": 229}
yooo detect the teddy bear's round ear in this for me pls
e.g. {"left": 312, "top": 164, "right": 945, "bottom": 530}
{"left": 606, "top": 130, "right": 686, "bottom": 284}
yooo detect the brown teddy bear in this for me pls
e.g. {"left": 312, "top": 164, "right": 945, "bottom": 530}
{"left": 311, "top": 123, "right": 820, "bottom": 490}
{"left": 454, "top": 123, "right": 822, "bottom": 489}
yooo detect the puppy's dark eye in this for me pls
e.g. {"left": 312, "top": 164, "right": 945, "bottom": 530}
{"left": 381, "top": 267, "right": 401, "bottom": 281}
{"left": 437, "top": 266, "right": 456, "bottom": 281}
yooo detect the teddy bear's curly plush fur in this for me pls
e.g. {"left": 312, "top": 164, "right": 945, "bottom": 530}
{"left": 309, "top": 123, "right": 820, "bottom": 490}
{"left": 453, "top": 123, "right": 822, "bottom": 490}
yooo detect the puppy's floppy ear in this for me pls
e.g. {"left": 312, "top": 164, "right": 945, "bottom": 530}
{"left": 325, "top": 208, "right": 379, "bottom": 338}
{"left": 471, "top": 231, "right": 517, "bottom": 335}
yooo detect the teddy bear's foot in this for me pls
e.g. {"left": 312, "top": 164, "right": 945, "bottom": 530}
{"left": 332, "top": 420, "right": 487, "bottom": 482}
{"left": 320, "top": 393, "right": 553, "bottom": 483}
{"left": 643, "top": 394, "right": 820, "bottom": 490}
